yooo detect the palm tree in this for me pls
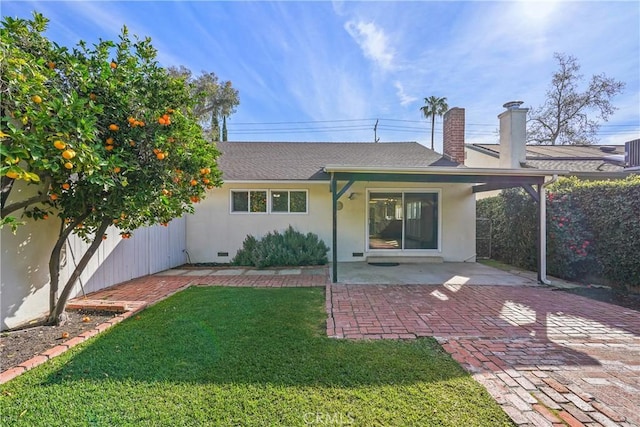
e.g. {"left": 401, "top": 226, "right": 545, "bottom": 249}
{"left": 420, "top": 96, "right": 449, "bottom": 150}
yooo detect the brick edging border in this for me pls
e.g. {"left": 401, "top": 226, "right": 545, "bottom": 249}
{"left": 0, "top": 282, "right": 193, "bottom": 385}
{"left": 0, "top": 307, "right": 145, "bottom": 384}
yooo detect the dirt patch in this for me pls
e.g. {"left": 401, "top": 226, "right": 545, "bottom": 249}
{"left": 0, "top": 310, "right": 119, "bottom": 372}
{"left": 557, "top": 285, "right": 640, "bottom": 311}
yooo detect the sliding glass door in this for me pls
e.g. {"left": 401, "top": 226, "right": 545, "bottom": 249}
{"left": 368, "top": 191, "right": 439, "bottom": 250}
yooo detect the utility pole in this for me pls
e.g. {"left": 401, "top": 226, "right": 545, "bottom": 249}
{"left": 374, "top": 119, "right": 380, "bottom": 143}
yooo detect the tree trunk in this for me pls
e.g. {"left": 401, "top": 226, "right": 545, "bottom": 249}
{"left": 47, "top": 217, "right": 108, "bottom": 325}
{"left": 1, "top": 176, "right": 51, "bottom": 218}
{"left": 48, "top": 213, "right": 91, "bottom": 315}
{"left": 430, "top": 116, "right": 436, "bottom": 151}
{"left": 222, "top": 115, "right": 228, "bottom": 142}
{"left": 211, "top": 111, "right": 220, "bottom": 142}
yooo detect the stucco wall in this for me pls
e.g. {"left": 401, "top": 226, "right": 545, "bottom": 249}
{"left": 464, "top": 147, "right": 502, "bottom": 199}
{"left": 186, "top": 181, "right": 476, "bottom": 264}
{"left": 464, "top": 147, "right": 500, "bottom": 168}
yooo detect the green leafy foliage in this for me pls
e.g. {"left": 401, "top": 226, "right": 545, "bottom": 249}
{"left": 1, "top": 12, "right": 225, "bottom": 321}
{"left": 477, "top": 176, "right": 640, "bottom": 289}
{"left": 1, "top": 12, "right": 222, "bottom": 236}
{"left": 232, "top": 226, "right": 329, "bottom": 268}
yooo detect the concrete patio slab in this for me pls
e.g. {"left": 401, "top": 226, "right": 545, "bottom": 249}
{"left": 210, "top": 268, "right": 248, "bottom": 276}
{"left": 245, "top": 269, "right": 276, "bottom": 276}
{"left": 183, "top": 269, "right": 214, "bottom": 276}
{"left": 337, "top": 262, "right": 540, "bottom": 286}
{"left": 276, "top": 268, "right": 302, "bottom": 275}
{"left": 155, "top": 269, "right": 189, "bottom": 276}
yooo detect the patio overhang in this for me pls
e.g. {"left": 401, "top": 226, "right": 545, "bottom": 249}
{"left": 324, "top": 165, "right": 564, "bottom": 284}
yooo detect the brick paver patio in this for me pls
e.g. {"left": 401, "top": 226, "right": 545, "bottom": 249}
{"left": 328, "top": 283, "right": 640, "bottom": 426}
{"left": 3, "top": 267, "right": 639, "bottom": 426}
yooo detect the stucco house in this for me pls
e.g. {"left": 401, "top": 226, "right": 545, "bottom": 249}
{"left": 187, "top": 104, "right": 558, "bottom": 282}
{"left": 0, "top": 102, "right": 561, "bottom": 330}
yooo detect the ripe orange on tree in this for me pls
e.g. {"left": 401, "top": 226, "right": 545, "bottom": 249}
{"left": 62, "top": 149, "right": 76, "bottom": 160}
{"left": 31, "top": 95, "right": 42, "bottom": 104}
{"left": 64, "top": 162, "right": 73, "bottom": 169}
{"left": 110, "top": 61, "right": 117, "bottom": 69}
{"left": 156, "top": 152, "right": 165, "bottom": 160}
{"left": 105, "top": 145, "right": 114, "bottom": 151}
{"left": 113, "top": 166, "right": 121, "bottom": 173}
{"left": 108, "top": 124, "right": 119, "bottom": 131}
{"left": 49, "top": 193, "right": 58, "bottom": 201}
{"left": 54, "top": 140, "right": 66, "bottom": 150}
{"left": 5, "top": 170, "right": 19, "bottom": 179}
{"left": 106, "top": 137, "right": 114, "bottom": 145}
{"left": 190, "top": 179, "right": 198, "bottom": 186}
{"left": 62, "top": 182, "right": 71, "bottom": 190}
{"left": 47, "top": 61, "right": 55, "bottom": 69}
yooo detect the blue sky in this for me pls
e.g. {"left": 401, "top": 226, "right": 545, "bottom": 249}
{"left": 3, "top": 1, "right": 639, "bottom": 153}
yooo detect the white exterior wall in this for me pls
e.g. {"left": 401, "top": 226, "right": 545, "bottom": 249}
{"left": 186, "top": 181, "right": 476, "bottom": 264}
{"left": 464, "top": 148, "right": 502, "bottom": 199}
{"left": 1, "top": 181, "right": 187, "bottom": 330}
{"left": 464, "top": 147, "right": 500, "bottom": 169}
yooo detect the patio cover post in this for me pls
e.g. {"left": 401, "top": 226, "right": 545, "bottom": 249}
{"left": 538, "top": 182, "right": 549, "bottom": 284}
{"left": 331, "top": 173, "right": 338, "bottom": 283}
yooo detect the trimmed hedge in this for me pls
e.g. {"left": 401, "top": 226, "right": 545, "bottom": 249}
{"left": 477, "top": 175, "right": 640, "bottom": 289}
{"left": 232, "top": 226, "right": 329, "bottom": 268}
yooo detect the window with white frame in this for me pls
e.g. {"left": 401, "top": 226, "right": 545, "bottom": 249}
{"left": 271, "top": 190, "right": 307, "bottom": 213}
{"left": 231, "top": 190, "right": 307, "bottom": 214}
{"left": 231, "top": 190, "right": 267, "bottom": 213}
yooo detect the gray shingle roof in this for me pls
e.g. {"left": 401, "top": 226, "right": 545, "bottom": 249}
{"left": 217, "top": 141, "right": 458, "bottom": 181}
{"left": 525, "top": 159, "right": 623, "bottom": 172}
{"left": 466, "top": 143, "right": 627, "bottom": 172}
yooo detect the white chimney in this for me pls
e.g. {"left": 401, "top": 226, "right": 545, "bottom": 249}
{"left": 498, "top": 101, "right": 528, "bottom": 169}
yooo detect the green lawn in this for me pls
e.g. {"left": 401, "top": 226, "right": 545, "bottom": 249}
{"left": 0, "top": 287, "right": 513, "bottom": 426}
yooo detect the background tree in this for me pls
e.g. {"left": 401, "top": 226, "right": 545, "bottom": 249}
{"left": 168, "top": 67, "right": 239, "bottom": 141}
{"left": 527, "top": 52, "right": 625, "bottom": 145}
{"left": 420, "top": 96, "right": 448, "bottom": 151}
{"left": 1, "top": 13, "right": 223, "bottom": 324}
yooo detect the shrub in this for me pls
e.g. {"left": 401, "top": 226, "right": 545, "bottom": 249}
{"left": 477, "top": 189, "right": 536, "bottom": 270}
{"left": 232, "top": 226, "right": 329, "bottom": 268}
{"left": 477, "top": 175, "right": 640, "bottom": 289}
{"left": 546, "top": 185, "right": 599, "bottom": 280}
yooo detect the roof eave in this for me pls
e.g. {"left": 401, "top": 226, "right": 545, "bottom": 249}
{"left": 324, "top": 165, "right": 565, "bottom": 178}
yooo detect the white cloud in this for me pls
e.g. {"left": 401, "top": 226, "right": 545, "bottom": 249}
{"left": 394, "top": 82, "right": 418, "bottom": 106}
{"left": 344, "top": 20, "right": 395, "bottom": 71}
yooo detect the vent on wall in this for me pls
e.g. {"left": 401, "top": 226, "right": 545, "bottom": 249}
{"left": 217, "top": 252, "right": 229, "bottom": 257}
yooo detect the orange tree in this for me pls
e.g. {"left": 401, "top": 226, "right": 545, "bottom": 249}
{"left": 1, "top": 13, "right": 222, "bottom": 324}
